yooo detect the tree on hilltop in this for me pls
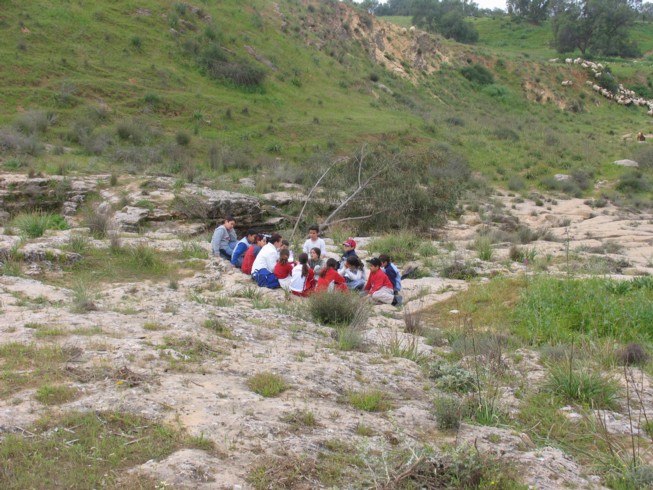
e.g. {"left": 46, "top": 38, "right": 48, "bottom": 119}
{"left": 551, "top": 0, "right": 641, "bottom": 56}
{"left": 507, "top": 0, "right": 551, "bottom": 23}
{"left": 412, "top": 0, "right": 480, "bottom": 43}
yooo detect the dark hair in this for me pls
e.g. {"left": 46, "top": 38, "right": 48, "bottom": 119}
{"left": 224, "top": 216, "right": 235, "bottom": 223}
{"left": 282, "top": 239, "right": 290, "bottom": 247}
{"left": 319, "top": 257, "right": 339, "bottom": 278}
{"left": 255, "top": 234, "right": 266, "bottom": 243}
{"left": 269, "top": 233, "right": 282, "bottom": 245}
{"left": 310, "top": 247, "right": 321, "bottom": 257}
{"left": 346, "top": 255, "right": 363, "bottom": 271}
{"left": 279, "top": 248, "right": 290, "bottom": 265}
{"left": 246, "top": 229, "right": 256, "bottom": 236}
{"left": 298, "top": 252, "right": 309, "bottom": 277}
{"left": 379, "top": 254, "right": 391, "bottom": 265}
{"left": 308, "top": 225, "right": 319, "bottom": 233}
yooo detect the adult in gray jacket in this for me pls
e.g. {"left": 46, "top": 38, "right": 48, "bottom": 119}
{"left": 211, "top": 217, "right": 238, "bottom": 259}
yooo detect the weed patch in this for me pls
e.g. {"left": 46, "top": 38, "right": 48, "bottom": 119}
{"left": 344, "top": 389, "right": 392, "bottom": 412}
{"left": 247, "top": 372, "right": 289, "bottom": 397}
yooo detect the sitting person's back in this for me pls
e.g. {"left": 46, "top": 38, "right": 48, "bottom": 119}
{"left": 274, "top": 249, "right": 294, "bottom": 290}
{"left": 290, "top": 253, "right": 315, "bottom": 297}
{"left": 316, "top": 258, "right": 347, "bottom": 292}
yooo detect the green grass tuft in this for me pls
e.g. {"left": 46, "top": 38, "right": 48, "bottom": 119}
{"left": 246, "top": 372, "right": 289, "bottom": 398}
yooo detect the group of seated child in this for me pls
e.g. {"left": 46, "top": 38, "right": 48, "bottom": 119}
{"left": 217, "top": 222, "right": 402, "bottom": 305}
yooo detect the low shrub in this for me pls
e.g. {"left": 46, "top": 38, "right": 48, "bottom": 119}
{"left": 428, "top": 361, "right": 476, "bottom": 393}
{"left": 460, "top": 64, "right": 494, "bottom": 85}
{"left": 10, "top": 212, "right": 68, "bottom": 238}
{"left": 617, "top": 343, "right": 649, "bottom": 366}
{"left": 247, "top": 372, "right": 288, "bottom": 397}
{"left": 433, "top": 395, "right": 463, "bottom": 429}
{"left": 308, "top": 290, "right": 366, "bottom": 326}
{"left": 545, "top": 366, "right": 620, "bottom": 409}
{"left": 344, "top": 389, "right": 392, "bottom": 412}
{"left": 367, "top": 232, "right": 431, "bottom": 263}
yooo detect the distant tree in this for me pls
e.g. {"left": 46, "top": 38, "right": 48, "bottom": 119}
{"left": 356, "top": 0, "right": 380, "bottom": 14}
{"left": 640, "top": 1, "right": 653, "bottom": 19}
{"left": 412, "top": 0, "right": 480, "bottom": 43}
{"left": 551, "top": 0, "right": 640, "bottom": 56}
{"left": 507, "top": 0, "right": 551, "bottom": 23}
{"left": 376, "top": 0, "right": 416, "bottom": 15}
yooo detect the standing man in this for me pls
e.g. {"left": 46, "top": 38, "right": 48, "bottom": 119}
{"left": 231, "top": 229, "right": 257, "bottom": 268}
{"left": 211, "top": 217, "right": 238, "bottom": 260}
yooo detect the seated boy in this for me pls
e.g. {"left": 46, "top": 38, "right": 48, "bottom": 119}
{"left": 361, "top": 257, "right": 395, "bottom": 305}
{"left": 231, "top": 229, "right": 256, "bottom": 268}
{"left": 302, "top": 225, "right": 326, "bottom": 258}
{"left": 379, "top": 254, "right": 402, "bottom": 306}
{"left": 340, "top": 238, "right": 358, "bottom": 265}
{"left": 211, "top": 217, "right": 237, "bottom": 259}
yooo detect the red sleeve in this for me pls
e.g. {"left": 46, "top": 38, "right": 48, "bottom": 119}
{"left": 364, "top": 273, "right": 372, "bottom": 291}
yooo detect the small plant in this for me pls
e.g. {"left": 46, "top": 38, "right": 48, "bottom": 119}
{"left": 354, "top": 422, "right": 375, "bottom": 436}
{"left": 617, "top": 343, "right": 649, "bottom": 366}
{"left": 175, "top": 130, "right": 191, "bottom": 146}
{"left": 345, "top": 389, "right": 392, "bottom": 412}
{"left": 308, "top": 291, "right": 367, "bottom": 326}
{"left": 545, "top": 365, "right": 620, "bottom": 409}
{"left": 181, "top": 241, "right": 207, "bottom": 259}
{"left": 381, "top": 332, "right": 426, "bottom": 364}
{"left": 281, "top": 409, "right": 317, "bottom": 431}
{"left": 10, "top": 212, "right": 68, "bottom": 238}
{"left": 35, "top": 384, "right": 78, "bottom": 405}
{"left": 428, "top": 361, "right": 476, "bottom": 393}
{"left": 433, "top": 395, "right": 463, "bottom": 430}
{"left": 67, "top": 234, "right": 90, "bottom": 254}
{"left": 71, "top": 281, "right": 97, "bottom": 313}
{"left": 203, "top": 318, "right": 233, "bottom": 339}
{"left": 403, "top": 307, "right": 423, "bottom": 334}
{"left": 247, "top": 372, "right": 288, "bottom": 397}
{"left": 83, "top": 205, "right": 112, "bottom": 238}
{"left": 472, "top": 236, "right": 494, "bottom": 261}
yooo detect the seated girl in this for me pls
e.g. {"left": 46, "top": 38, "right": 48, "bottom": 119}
{"left": 308, "top": 247, "right": 323, "bottom": 275}
{"left": 340, "top": 255, "right": 366, "bottom": 290}
{"left": 274, "top": 248, "right": 294, "bottom": 291}
{"left": 316, "top": 258, "right": 347, "bottom": 292}
{"left": 289, "top": 253, "right": 315, "bottom": 297}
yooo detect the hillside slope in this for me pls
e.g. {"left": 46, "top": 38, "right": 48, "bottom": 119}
{"left": 1, "top": 0, "right": 653, "bottom": 201}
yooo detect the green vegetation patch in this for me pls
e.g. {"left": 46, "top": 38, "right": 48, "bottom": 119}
{"left": 426, "top": 275, "right": 653, "bottom": 344}
{"left": 0, "top": 343, "right": 69, "bottom": 398}
{"left": 246, "top": 372, "right": 289, "bottom": 398}
{"left": 0, "top": 411, "right": 211, "bottom": 489}
{"left": 9, "top": 212, "right": 68, "bottom": 238}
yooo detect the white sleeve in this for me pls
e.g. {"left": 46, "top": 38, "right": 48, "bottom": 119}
{"left": 302, "top": 240, "right": 310, "bottom": 255}
{"left": 320, "top": 239, "right": 327, "bottom": 257}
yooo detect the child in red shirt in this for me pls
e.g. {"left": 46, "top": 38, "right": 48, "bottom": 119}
{"left": 362, "top": 257, "right": 395, "bottom": 304}
{"left": 316, "top": 258, "right": 347, "bottom": 292}
{"left": 274, "top": 249, "right": 294, "bottom": 290}
{"left": 241, "top": 234, "right": 266, "bottom": 275}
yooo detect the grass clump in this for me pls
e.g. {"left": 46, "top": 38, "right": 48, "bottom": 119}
{"left": 380, "top": 333, "right": 426, "bottom": 364}
{"left": 472, "top": 235, "right": 494, "bottom": 261}
{"left": 34, "top": 384, "right": 79, "bottom": 405}
{"left": 202, "top": 317, "right": 233, "bottom": 339}
{"left": 10, "top": 212, "right": 68, "bottom": 238}
{"left": 308, "top": 290, "right": 365, "bottom": 326}
{"left": 0, "top": 411, "right": 208, "bottom": 489}
{"left": 0, "top": 343, "right": 68, "bottom": 398}
{"left": 281, "top": 409, "right": 317, "bottom": 431}
{"left": 344, "top": 389, "right": 392, "bottom": 412}
{"left": 246, "top": 372, "right": 289, "bottom": 397}
{"left": 428, "top": 361, "right": 476, "bottom": 393}
{"left": 545, "top": 365, "right": 620, "bottom": 410}
{"left": 367, "top": 232, "right": 431, "bottom": 262}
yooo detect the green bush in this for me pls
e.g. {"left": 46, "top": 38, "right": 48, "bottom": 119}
{"left": 308, "top": 290, "right": 366, "bottom": 326}
{"left": 345, "top": 390, "right": 392, "bottom": 412}
{"left": 433, "top": 395, "right": 463, "bottom": 430}
{"left": 545, "top": 366, "right": 620, "bottom": 409}
{"left": 428, "top": 361, "right": 476, "bottom": 393}
{"left": 514, "top": 277, "right": 653, "bottom": 343}
{"left": 367, "top": 232, "right": 431, "bottom": 263}
{"left": 247, "top": 372, "right": 288, "bottom": 397}
{"left": 460, "top": 64, "right": 494, "bottom": 85}
{"left": 10, "top": 212, "right": 68, "bottom": 238}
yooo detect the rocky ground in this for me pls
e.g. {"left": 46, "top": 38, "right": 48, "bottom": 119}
{"left": 1, "top": 174, "right": 652, "bottom": 489}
